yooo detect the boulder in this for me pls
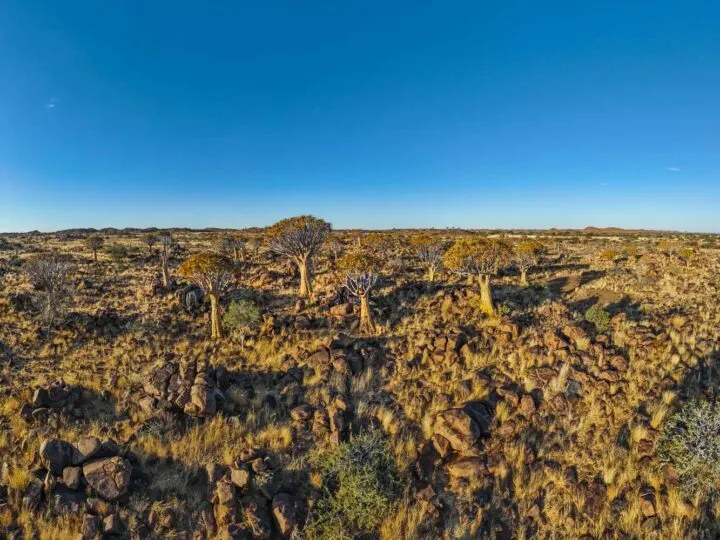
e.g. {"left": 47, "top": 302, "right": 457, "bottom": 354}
{"left": 434, "top": 408, "right": 481, "bottom": 452}
{"left": 40, "top": 438, "right": 78, "bottom": 475}
{"left": 271, "top": 493, "right": 297, "bottom": 537}
{"left": 82, "top": 457, "right": 132, "bottom": 501}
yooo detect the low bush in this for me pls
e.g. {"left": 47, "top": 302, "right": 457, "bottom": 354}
{"left": 585, "top": 304, "right": 610, "bottom": 331}
{"left": 658, "top": 400, "right": 720, "bottom": 498}
{"left": 304, "top": 430, "right": 405, "bottom": 540}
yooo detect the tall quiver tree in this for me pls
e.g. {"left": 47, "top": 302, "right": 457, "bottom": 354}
{"left": 221, "top": 235, "right": 244, "bottom": 261}
{"left": 514, "top": 240, "right": 544, "bottom": 286}
{"left": 444, "top": 237, "right": 512, "bottom": 317}
{"left": 411, "top": 234, "right": 445, "bottom": 282}
{"left": 338, "top": 252, "right": 381, "bottom": 333}
{"left": 159, "top": 232, "right": 173, "bottom": 289}
{"left": 266, "top": 216, "right": 331, "bottom": 298}
{"left": 142, "top": 233, "right": 158, "bottom": 253}
{"left": 85, "top": 235, "right": 104, "bottom": 262}
{"left": 179, "top": 252, "right": 234, "bottom": 339}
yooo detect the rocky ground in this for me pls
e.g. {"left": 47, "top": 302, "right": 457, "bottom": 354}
{"left": 0, "top": 229, "right": 718, "bottom": 539}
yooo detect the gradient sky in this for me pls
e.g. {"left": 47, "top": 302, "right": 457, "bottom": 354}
{"left": 1, "top": 1, "right": 719, "bottom": 232}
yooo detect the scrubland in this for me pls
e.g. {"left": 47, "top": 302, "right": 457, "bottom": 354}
{"left": 0, "top": 226, "right": 718, "bottom": 539}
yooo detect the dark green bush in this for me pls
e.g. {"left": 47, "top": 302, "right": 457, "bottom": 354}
{"left": 585, "top": 304, "right": 610, "bottom": 331}
{"left": 304, "top": 430, "right": 404, "bottom": 540}
{"left": 658, "top": 400, "right": 720, "bottom": 498}
{"left": 222, "top": 299, "right": 261, "bottom": 347}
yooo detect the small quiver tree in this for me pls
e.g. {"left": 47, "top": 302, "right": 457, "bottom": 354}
{"left": 23, "top": 254, "right": 73, "bottom": 330}
{"left": 444, "top": 237, "right": 512, "bottom": 317}
{"left": 85, "top": 235, "right": 104, "bottom": 262}
{"left": 411, "top": 234, "right": 445, "bottom": 282}
{"left": 142, "top": 233, "right": 158, "bottom": 253}
{"left": 338, "top": 252, "right": 381, "bottom": 333}
{"left": 266, "top": 215, "right": 331, "bottom": 298}
{"left": 179, "top": 252, "right": 234, "bottom": 339}
{"left": 514, "top": 240, "right": 544, "bottom": 286}
{"left": 223, "top": 299, "right": 261, "bottom": 348}
{"left": 221, "top": 235, "right": 244, "bottom": 261}
{"left": 159, "top": 232, "right": 174, "bottom": 289}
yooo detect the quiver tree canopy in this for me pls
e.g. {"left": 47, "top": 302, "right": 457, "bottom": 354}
{"left": 266, "top": 215, "right": 331, "bottom": 297}
{"left": 179, "top": 252, "right": 235, "bottom": 339}
{"left": 338, "top": 252, "right": 381, "bottom": 332}
{"left": 444, "top": 236, "right": 512, "bottom": 316}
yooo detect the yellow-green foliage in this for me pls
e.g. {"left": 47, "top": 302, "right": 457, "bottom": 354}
{"left": 443, "top": 236, "right": 512, "bottom": 276}
{"left": 337, "top": 252, "right": 382, "bottom": 273}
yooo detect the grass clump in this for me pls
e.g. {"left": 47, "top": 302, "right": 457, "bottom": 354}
{"left": 658, "top": 399, "right": 720, "bottom": 499}
{"left": 585, "top": 304, "right": 610, "bottom": 331}
{"left": 304, "top": 430, "right": 405, "bottom": 540}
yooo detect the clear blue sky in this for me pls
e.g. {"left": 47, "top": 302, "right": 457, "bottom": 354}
{"left": 1, "top": 1, "right": 719, "bottom": 232}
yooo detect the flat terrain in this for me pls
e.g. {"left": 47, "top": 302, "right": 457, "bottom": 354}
{"left": 0, "top": 229, "right": 719, "bottom": 539}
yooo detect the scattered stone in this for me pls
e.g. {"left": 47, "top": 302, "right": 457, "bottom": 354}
{"left": 82, "top": 457, "right": 132, "bottom": 501}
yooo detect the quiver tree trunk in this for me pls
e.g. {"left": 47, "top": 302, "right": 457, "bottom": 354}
{"left": 161, "top": 255, "right": 171, "bottom": 289}
{"left": 359, "top": 294, "right": 374, "bottom": 333}
{"left": 520, "top": 269, "right": 528, "bottom": 286}
{"left": 428, "top": 267, "right": 436, "bottom": 282}
{"left": 478, "top": 274, "right": 497, "bottom": 317}
{"left": 209, "top": 294, "right": 223, "bottom": 339}
{"left": 93, "top": 250, "right": 98, "bottom": 262}
{"left": 297, "top": 256, "right": 312, "bottom": 298}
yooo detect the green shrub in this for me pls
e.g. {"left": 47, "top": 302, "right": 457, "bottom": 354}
{"left": 585, "top": 304, "right": 610, "bottom": 331}
{"left": 222, "top": 299, "right": 261, "bottom": 347}
{"left": 304, "top": 430, "right": 404, "bottom": 540}
{"left": 658, "top": 400, "right": 720, "bottom": 498}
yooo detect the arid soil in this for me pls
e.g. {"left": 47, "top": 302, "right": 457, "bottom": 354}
{"left": 0, "top": 229, "right": 718, "bottom": 539}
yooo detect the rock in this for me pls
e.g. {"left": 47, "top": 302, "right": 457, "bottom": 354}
{"left": 434, "top": 408, "right": 481, "bottom": 452}
{"left": 63, "top": 466, "right": 82, "bottom": 490}
{"left": 641, "top": 499, "right": 656, "bottom": 518}
{"left": 103, "top": 513, "right": 123, "bottom": 535}
{"left": 221, "top": 523, "right": 252, "bottom": 540}
{"left": 143, "top": 359, "right": 219, "bottom": 418}
{"left": 447, "top": 457, "right": 488, "bottom": 480}
{"left": 82, "top": 457, "right": 132, "bottom": 500}
{"left": 76, "top": 437, "right": 102, "bottom": 464}
{"left": 583, "top": 482, "right": 607, "bottom": 518}
{"left": 22, "top": 479, "right": 43, "bottom": 510}
{"left": 240, "top": 496, "right": 272, "bottom": 539}
{"left": 290, "top": 404, "right": 313, "bottom": 422}
{"left": 329, "top": 303, "right": 353, "bottom": 318}
{"left": 51, "top": 485, "right": 85, "bottom": 515}
{"left": 216, "top": 480, "right": 237, "bottom": 505}
{"left": 40, "top": 438, "right": 78, "bottom": 474}
{"left": 230, "top": 466, "right": 250, "bottom": 490}
{"left": 432, "top": 434, "right": 452, "bottom": 458}
{"left": 520, "top": 395, "right": 536, "bottom": 416}
{"left": 271, "top": 493, "right": 297, "bottom": 537}
{"left": 206, "top": 463, "right": 228, "bottom": 483}
{"left": 80, "top": 513, "right": 102, "bottom": 539}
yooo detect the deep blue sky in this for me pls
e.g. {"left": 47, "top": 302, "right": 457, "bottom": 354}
{"left": 1, "top": 1, "right": 719, "bottom": 232}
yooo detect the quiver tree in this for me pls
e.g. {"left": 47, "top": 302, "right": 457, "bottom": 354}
{"left": 514, "top": 240, "right": 544, "bottom": 286}
{"left": 142, "top": 233, "right": 158, "bottom": 253}
{"left": 266, "top": 215, "right": 331, "bottom": 298}
{"left": 23, "top": 254, "right": 73, "bottom": 330}
{"left": 159, "top": 232, "right": 174, "bottom": 289}
{"left": 338, "top": 252, "right": 381, "bottom": 333}
{"left": 444, "top": 237, "right": 512, "bottom": 317}
{"left": 179, "top": 252, "right": 234, "bottom": 339}
{"left": 411, "top": 234, "right": 445, "bottom": 282}
{"left": 221, "top": 235, "right": 244, "bottom": 261}
{"left": 85, "top": 235, "right": 104, "bottom": 261}
{"left": 328, "top": 241, "right": 343, "bottom": 264}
